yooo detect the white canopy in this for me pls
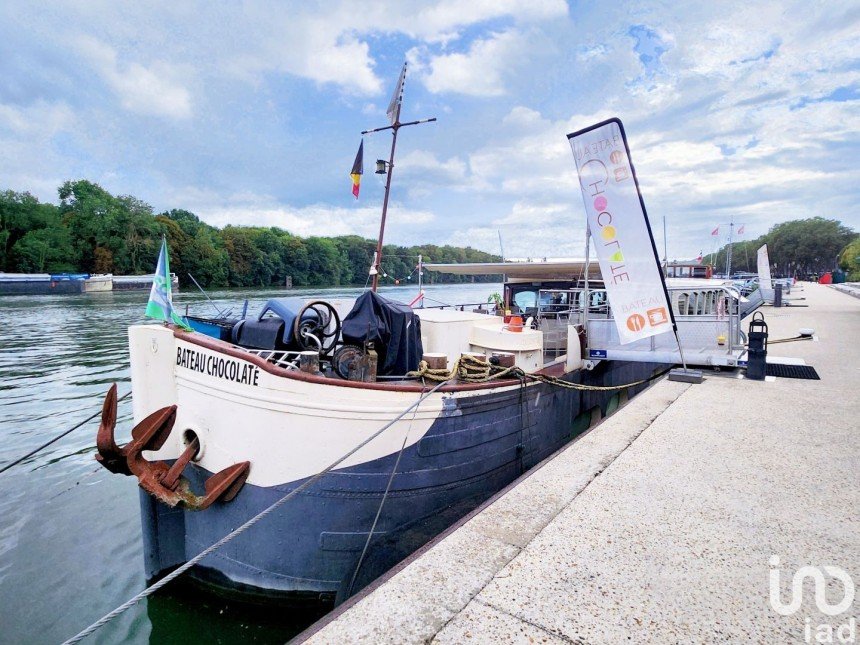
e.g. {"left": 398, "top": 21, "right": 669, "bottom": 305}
{"left": 423, "top": 260, "right": 602, "bottom": 281}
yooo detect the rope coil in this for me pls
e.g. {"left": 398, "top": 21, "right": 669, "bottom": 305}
{"left": 409, "top": 354, "right": 668, "bottom": 391}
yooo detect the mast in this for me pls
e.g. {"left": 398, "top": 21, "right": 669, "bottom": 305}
{"left": 417, "top": 254, "right": 422, "bottom": 291}
{"left": 662, "top": 216, "right": 668, "bottom": 278}
{"left": 371, "top": 121, "right": 399, "bottom": 292}
{"left": 725, "top": 215, "right": 734, "bottom": 278}
{"left": 362, "top": 62, "right": 436, "bottom": 292}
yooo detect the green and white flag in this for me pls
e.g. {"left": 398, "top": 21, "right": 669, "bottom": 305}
{"left": 145, "top": 237, "right": 191, "bottom": 330}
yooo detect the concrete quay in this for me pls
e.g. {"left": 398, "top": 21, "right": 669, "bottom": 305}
{"left": 831, "top": 282, "right": 860, "bottom": 299}
{"left": 298, "top": 283, "right": 859, "bottom": 644}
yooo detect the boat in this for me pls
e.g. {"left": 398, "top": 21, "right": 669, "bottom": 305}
{"left": 92, "top": 81, "right": 763, "bottom": 608}
{"left": 0, "top": 272, "right": 112, "bottom": 295}
{"left": 94, "top": 260, "right": 758, "bottom": 605}
{"left": 111, "top": 273, "right": 179, "bottom": 291}
{"left": 665, "top": 261, "right": 713, "bottom": 279}
{"left": 0, "top": 272, "right": 174, "bottom": 295}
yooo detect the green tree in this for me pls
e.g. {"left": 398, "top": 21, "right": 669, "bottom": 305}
{"left": 839, "top": 238, "right": 860, "bottom": 281}
{"left": 709, "top": 218, "right": 857, "bottom": 277}
{"left": 0, "top": 190, "right": 72, "bottom": 271}
{"left": 161, "top": 209, "right": 230, "bottom": 286}
{"left": 10, "top": 227, "right": 77, "bottom": 272}
{"left": 59, "top": 180, "right": 160, "bottom": 274}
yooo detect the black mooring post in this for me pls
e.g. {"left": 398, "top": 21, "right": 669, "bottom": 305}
{"left": 746, "top": 312, "right": 768, "bottom": 380}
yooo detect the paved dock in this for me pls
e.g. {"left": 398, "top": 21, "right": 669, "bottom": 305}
{"left": 298, "top": 283, "right": 859, "bottom": 644}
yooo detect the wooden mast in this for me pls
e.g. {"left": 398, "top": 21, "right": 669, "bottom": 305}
{"left": 361, "top": 62, "right": 436, "bottom": 292}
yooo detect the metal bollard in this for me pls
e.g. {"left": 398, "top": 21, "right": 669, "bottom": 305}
{"left": 746, "top": 312, "right": 768, "bottom": 380}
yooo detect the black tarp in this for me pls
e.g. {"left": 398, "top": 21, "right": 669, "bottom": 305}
{"left": 341, "top": 291, "right": 423, "bottom": 376}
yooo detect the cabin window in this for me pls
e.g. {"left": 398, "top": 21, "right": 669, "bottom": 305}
{"left": 513, "top": 290, "right": 537, "bottom": 311}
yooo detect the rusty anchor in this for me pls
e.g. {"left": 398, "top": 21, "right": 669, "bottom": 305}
{"left": 96, "top": 384, "right": 250, "bottom": 510}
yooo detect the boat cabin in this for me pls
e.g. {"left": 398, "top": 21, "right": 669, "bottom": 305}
{"left": 665, "top": 262, "right": 713, "bottom": 279}
{"left": 185, "top": 260, "right": 759, "bottom": 384}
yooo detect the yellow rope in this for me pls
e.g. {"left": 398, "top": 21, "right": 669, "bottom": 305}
{"left": 408, "top": 355, "right": 669, "bottom": 391}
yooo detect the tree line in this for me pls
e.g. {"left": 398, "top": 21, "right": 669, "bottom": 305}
{"left": 4, "top": 181, "right": 857, "bottom": 285}
{"left": 0, "top": 180, "right": 501, "bottom": 287}
{"left": 703, "top": 217, "right": 858, "bottom": 279}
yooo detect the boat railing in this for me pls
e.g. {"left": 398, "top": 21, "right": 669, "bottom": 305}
{"left": 422, "top": 300, "right": 497, "bottom": 314}
{"left": 534, "top": 285, "right": 744, "bottom": 360}
{"left": 536, "top": 289, "right": 611, "bottom": 360}
{"left": 240, "top": 348, "right": 303, "bottom": 370}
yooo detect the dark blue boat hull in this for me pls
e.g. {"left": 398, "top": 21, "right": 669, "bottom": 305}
{"left": 140, "top": 359, "right": 663, "bottom": 604}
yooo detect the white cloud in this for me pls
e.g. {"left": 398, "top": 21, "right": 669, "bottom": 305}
{"left": 0, "top": 100, "right": 78, "bottom": 202}
{"left": 423, "top": 30, "right": 527, "bottom": 96}
{"left": 226, "top": 14, "right": 382, "bottom": 96}
{"left": 208, "top": 203, "right": 434, "bottom": 240}
{"left": 352, "top": 0, "right": 567, "bottom": 44}
{"left": 0, "top": 0, "right": 858, "bottom": 263}
{"left": 446, "top": 201, "right": 587, "bottom": 258}
{"left": 0, "top": 100, "right": 74, "bottom": 136}
{"left": 396, "top": 149, "right": 471, "bottom": 198}
{"left": 138, "top": 0, "right": 568, "bottom": 97}
{"left": 166, "top": 187, "right": 435, "bottom": 240}
{"left": 75, "top": 37, "right": 192, "bottom": 119}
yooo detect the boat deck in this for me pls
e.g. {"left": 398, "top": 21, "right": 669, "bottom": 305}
{"left": 296, "top": 282, "right": 860, "bottom": 643}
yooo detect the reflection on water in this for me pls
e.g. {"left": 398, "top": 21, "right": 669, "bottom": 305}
{"left": 0, "top": 282, "right": 500, "bottom": 644}
{"left": 146, "top": 579, "right": 330, "bottom": 644}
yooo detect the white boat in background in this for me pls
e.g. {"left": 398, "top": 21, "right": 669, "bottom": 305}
{"left": 427, "top": 260, "right": 758, "bottom": 368}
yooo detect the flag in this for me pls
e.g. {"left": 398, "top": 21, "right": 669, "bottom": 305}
{"left": 737, "top": 224, "right": 745, "bottom": 235}
{"left": 568, "top": 118, "right": 674, "bottom": 345}
{"left": 711, "top": 226, "right": 719, "bottom": 236}
{"left": 757, "top": 244, "right": 773, "bottom": 292}
{"left": 696, "top": 250, "right": 703, "bottom": 263}
{"left": 145, "top": 237, "right": 191, "bottom": 330}
{"left": 386, "top": 62, "right": 407, "bottom": 125}
{"left": 350, "top": 140, "right": 363, "bottom": 199}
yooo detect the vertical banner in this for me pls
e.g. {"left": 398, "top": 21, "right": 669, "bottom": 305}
{"left": 757, "top": 244, "right": 773, "bottom": 290}
{"left": 568, "top": 118, "right": 675, "bottom": 345}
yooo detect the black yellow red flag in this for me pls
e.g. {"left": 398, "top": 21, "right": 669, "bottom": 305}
{"left": 350, "top": 140, "right": 363, "bottom": 199}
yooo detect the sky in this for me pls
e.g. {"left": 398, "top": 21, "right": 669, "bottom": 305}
{"left": 1, "top": 0, "right": 858, "bottom": 260}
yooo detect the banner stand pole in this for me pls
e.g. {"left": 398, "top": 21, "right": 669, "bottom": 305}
{"left": 582, "top": 225, "right": 591, "bottom": 331}
{"left": 673, "top": 329, "right": 689, "bottom": 372}
{"left": 567, "top": 118, "right": 701, "bottom": 384}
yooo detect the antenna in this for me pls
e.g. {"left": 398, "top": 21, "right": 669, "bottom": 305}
{"left": 187, "top": 273, "right": 226, "bottom": 318}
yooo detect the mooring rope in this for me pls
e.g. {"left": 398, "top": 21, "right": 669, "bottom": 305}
{"left": 749, "top": 335, "right": 814, "bottom": 346}
{"left": 524, "top": 369, "right": 669, "bottom": 392}
{"left": 0, "top": 391, "right": 132, "bottom": 477}
{"left": 346, "top": 392, "right": 421, "bottom": 598}
{"left": 409, "top": 354, "right": 670, "bottom": 391}
{"left": 63, "top": 355, "right": 669, "bottom": 642}
{"left": 61, "top": 379, "right": 450, "bottom": 645}
{"left": 407, "top": 354, "right": 523, "bottom": 383}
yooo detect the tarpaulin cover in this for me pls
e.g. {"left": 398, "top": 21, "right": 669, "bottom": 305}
{"left": 341, "top": 291, "right": 423, "bottom": 376}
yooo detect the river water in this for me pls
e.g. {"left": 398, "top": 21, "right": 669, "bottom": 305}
{"left": 0, "top": 282, "right": 501, "bottom": 644}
